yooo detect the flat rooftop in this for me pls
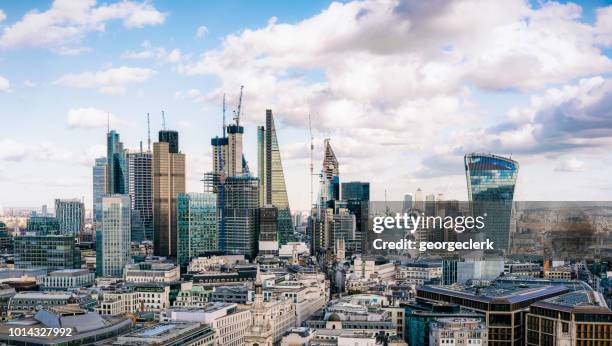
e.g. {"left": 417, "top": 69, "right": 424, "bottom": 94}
{"left": 418, "top": 283, "right": 569, "bottom": 304}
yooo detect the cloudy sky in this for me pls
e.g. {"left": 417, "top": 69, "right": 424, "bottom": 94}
{"left": 1, "top": 0, "right": 612, "bottom": 213}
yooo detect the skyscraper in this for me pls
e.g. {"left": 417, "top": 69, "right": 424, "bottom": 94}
{"left": 311, "top": 139, "right": 340, "bottom": 255}
{"left": 211, "top": 136, "right": 229, "bottom": 176}
{"left": 222, "top": 176, "right": 259, "bottom": 259}
{"left": 257, "top": 109, "right": 294, "bottom": 246}
{"left": 341, "top": 181, "right": 369, "bottom": 254}
{"left": 159, "top": 130, "right": 179, "bottom": 154}
{"left": 177, "top": 192, "right": 218, "bottom": 267}
{"left": 259, "top": 205, "right": 278, "bottom": 255}
{"left": 226, "top": 124, "right": 244, "bottom": 177}
{"left": 54, "top": 198, "right": 85, "bottom": 236}
{"left": 153, "top": 138, "right": 186, "bottom": 258}
{"left": 127, "top": 149, "right": 153, "bottom": 242}
{"left": 464, "top": 153, "right": 519, "bottom": 253}
{"left": 97, "top": 195, "right": 131, "bottom": 277}
{"left": 321, "top": 138, "right": 340, "bottom": 206}
{"left": 403, "top": 193, "right": 414, "bottom": 211}
{"left": 93, "top": 157, "right": 107, "bottom": 227}
{"left": 26, "top": 216, "right": 60, "bottom": 235}
{"left": 106, "top": 130, "right": 127, "bottom": 195}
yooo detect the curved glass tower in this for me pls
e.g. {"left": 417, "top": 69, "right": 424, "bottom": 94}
{"left": 465, "top": 153, "right": 519, "bottom": 253}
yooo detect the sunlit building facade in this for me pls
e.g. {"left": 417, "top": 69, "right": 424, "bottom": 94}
{"left": 177, "top": 192, "right": 218, "bottom": 267}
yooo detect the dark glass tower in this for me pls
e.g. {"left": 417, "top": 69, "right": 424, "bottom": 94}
{"left": 106, "top": 130, "right": 127, "bottom": 194}
{"left": 159, "top": 130, "right": 179, "bottom": 154}
{"left": 341, "top": 181, "right": 370, "bottom": 254}
{"left": 464, "top": 153, "right": 519, "bottom": 253}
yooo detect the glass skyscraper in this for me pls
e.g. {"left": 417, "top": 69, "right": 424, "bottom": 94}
{"left": 177, "top": 192, "right": 218, "bottom": 267}
{"left": 221, "top": 176, "right": 259, "bottom": 259}
{"left": 341, "top": 181, "right": 369, "bottom": 254}
{"left": 93, "top": 157, "right": 107, "bottom": 228}
{"left": 464, "top": 153, "right": 519, "bottom": 253}
{"left": 257, "top": 109, "right": 294, "bottom": 246}
{"left": 106, "top": 130, "right": 127, "bottom": 194}
{"left": 54, "top": 198, "right": 85, "bottom": 236}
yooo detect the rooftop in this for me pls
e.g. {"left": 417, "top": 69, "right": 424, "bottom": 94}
{"left": 418, "top": 283, "right": 569, "bottom": 304}
{"left": 532, "top": 290, "right": 612, "bottom": 314}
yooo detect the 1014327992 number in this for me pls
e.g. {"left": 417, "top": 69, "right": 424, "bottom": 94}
{"left": 8, "top": 327, "right": 73, "bottom": 337}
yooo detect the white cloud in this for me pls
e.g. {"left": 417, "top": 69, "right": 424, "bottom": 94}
{"left": 121, "top": 40, "right": 182, "bottom": 63}
{"left": 54, "top": 66, "right": 156, "bottom": 95}
{"left": 66, "top": 107, "right": 115, "bottom": 129}
{"left": 555, "top": 158, "right": 585, "bottom": 172}
{"left": 0, "top": 76, "right": 9, "bottom": 92}
{"left": 0, "top": 138, "right": 97, "bottom": 166}
{"left": 0, "top": 0, "right": 166, "bottom": 52}
{"left": 196, "top": 25, "right": 208, "bottom": 39}
{"left": 0, "top": 9, "right": 6, "bottom": 23}
{"left": 22, "top": 80, "right": 36, "bottom": 88}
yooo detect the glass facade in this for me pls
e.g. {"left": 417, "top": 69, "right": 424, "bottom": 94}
{"left": 93, "top": 156, "right": 107, "bottom": 227}
{"left": 221, "top": 176, "right": 259, "bottom": 259}
{"left": 127, "top": 150, "right": 153, "bottom": 242}
{"left": 341, "top": 181, "right": 369, "bottom": 254}
{"left": 464, "top": 153, "right": 519, "bottom": 253}
{"left": 26, "top": 216, "right": 60, "bottom": 235}
{"left": 97, "top": 195, "right": 131, "bottom": 277}
{"left": 14, "top": 235, "right": 80, "bottom": 270}
{"left": 54, "top": 198, "right": 85, "bottom": 236}
{"left": 177, "top": 192, "right": 218, "bottom": 267}
{"left": 107, "top": 130, "right": 127, "bottom": 194}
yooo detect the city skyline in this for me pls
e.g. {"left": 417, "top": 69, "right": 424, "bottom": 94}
{"left": 2, "top": 0, "right": 612, "bottom": 213}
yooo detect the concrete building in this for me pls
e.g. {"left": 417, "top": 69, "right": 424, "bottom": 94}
{"left": 396, "top": 261, "right": 442, "bottom": 286}
{"left": 113, "top": 322, "right": 214, "bottom": 346}
{"left": 97, "top": 195, "right": 131, "bottom": 277}
{"left": 211, "top": 286, "right": 253, "bottom": 304}
{"left": 429, "top": 318, "right": 488, "bottom": 346}
{"left": 153, "top": 136, "right": 186, "bottom": 258}
{"left": 123, "top": 262, "right": 180, "bottom": 283}
{"left": 162, "top": 302, "right": 252, "bottom": 346}
{"left": 174, "top": 284, "right": 213, "bottom": 308}
{"left": 38, "top": 269, "right": 95, "bottom": 290}
{"left": 54, "top": 198, "right": 85, "bottom": 236}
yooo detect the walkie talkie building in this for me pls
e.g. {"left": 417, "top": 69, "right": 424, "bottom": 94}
{"left": 465, "top": 153, "right": 519, "bottom": 253}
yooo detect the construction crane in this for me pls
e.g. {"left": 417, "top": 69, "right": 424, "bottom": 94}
{"left": 222, "top": 93, "right": 226, "bottom": 138}
{"left": 147, "top": 113, "right": 151, "bottom": 151}
{"left": 161, "top": 110, "right": 166, "bottom": 130}
{"left": 233, "top": 85, "right": 244, "bottom": 126}
{"left": 309, "top": 113, "right": 314, "bottom": 209}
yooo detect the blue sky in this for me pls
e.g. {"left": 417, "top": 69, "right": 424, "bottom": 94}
{"left": 1, "top": 0, "right": 612, "bottom": 213}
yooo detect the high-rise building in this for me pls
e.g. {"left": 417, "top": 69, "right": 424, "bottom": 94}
{"left": 127, "top": 149, "right": 153, "bottom": 242}
{"left": 14, "top": 235, "right": 80, "bottom": 270}
{"left": 106, "top": 130, "right": 127, "bottom": 194}
{"left": 54, "top": 198, "right": 85, "bottom": 236}
{"left": 321, "top": 139, "right": 340, "bottom": 206}
{"left": 341, "top": 181, "right": 369, "bottom": 254}
{"left": 96, "top": 195, "right": 131, "bottom": 277}
{"left": 153, "top": 139, "right": 186, "bottom": 258}
{"left": 159, "top": 130, "right": 179, "bottom": 154}
{"left": 93, "top": 157, "right": 107, "bottom": 227}
{"left": 257, "top": 109, "right": 294, "bottom": 246}
{"left": 211, "top": 136, "right": 229, "bottom": 177}
{"left": 0, "top": 221, "right": 11, "bottom": 254}
{"left": 222, "top": 176, "right": 259, "bottom": 258}
{"left": 177, "top": 192, "right": 218, "bottom": 267}
{"left": 403, "top": 193, "right": 414, "bottom": 211}
{"left": 465, "top": 153, "right": 519, "bottom": 253}
{"left": 259, "top": 205, "right": 278, "bottom": 255}
{"left": 226, "top": 124, "right": 244, "bottom": 177}
{"left": 311, "top": 139, "right": 340, "bottom": 255}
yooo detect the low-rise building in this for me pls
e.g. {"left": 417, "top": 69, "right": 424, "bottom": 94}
{"left": 429, "top": 317, "right": 488, "bottom": 346}
{"left": 124, "top": 262, "right": 180, "bottom": 283}
{"left": 37, "top": 269, "right": 95, "bottom": 290}
{"left": 211, "top": 285, "right": 253, "bottom": 304}
{"left": 161, "top": 302, "right": 252, "bottom": 346}
{"left": 544, "top": 266, "right": 575, "bottom": 280}
{"left": 113, "top": 322, "right": 214, "bottom": 346}
{"left": 8, "top": 291, "right": 93, "bottom": 315}
{"left": 174, "top": 283, "right": 213, "bottom": 308}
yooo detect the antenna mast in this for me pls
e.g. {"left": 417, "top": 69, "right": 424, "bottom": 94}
{"left": 107, "top": 113, "right": 110, "bottom": 133}
{"left": 147, "top": 113, "right": 151, "bottom": 151}
{"left": 233, "top": 85, "right": 244, "bottom": 126}
{"left": 162, "top": 110, "right": 166, "bottom": 130}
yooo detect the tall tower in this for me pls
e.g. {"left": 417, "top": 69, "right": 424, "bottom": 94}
{"left": 465, "top": 153, "right": 519, "bottom": 253}
{"left": 222, "top": 176, "right": 259, "bottom": 259}
{"left": 106, "top": 130, "right": 127, "bottom": 194}
{"left": 153, "top": 135, "right": 186, "bottom": 258}
{"left": 321, "top": 138, "right": 340, "bottom": 206}
{"left": 226, "top": 124, "right": 244, "bottom": 177}
{"left": 257, "top": 109, "right": 294, "bottom": 245}
{"left": 97, "top": 195, "right": 131, "bottom": 277}
{"left": 177, "top": 192, "right": 218, "bottom": 267}
{"left": 92, "top": 157, "right": 107, "bottom": 228}
{"left": 127, "top": 149, "right": 153, "bottom": 242}
{"left": 54, "top": 199, "right": 85, "bottom": 236}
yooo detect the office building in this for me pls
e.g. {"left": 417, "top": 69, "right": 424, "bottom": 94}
{"left": 14, "top": 235, "right": 80, "bottom": 270}
{"left": 114, "top": 322, "right": 214, "bottom": 346}
{"left": 54, "top": 198, "right": 85, "bottom": 236}
{"left": 212, "top": 136, "right": 229, "bottom": 176}
{"left": 26, "top": 215, "right": 60, "bottom": 235}
{"left": 341, "top": 181, "right": 369, "bottom": 254}
{"left": 177, "top": 192, "right": 218, "bottom": 267}
{"left": 258, "top": 109, "right": 294, "bottom": 245}
{"left": 127, "top": 149, "right": 154, "bottom": 242}
{"left": 93, "top": 156, "right": 107, "bottom": 227}
{"left": 417, "top": 283, "right": 570, "bottom": 345}
{"left": 38, "top": 269, "right": 95, "bottom": 290}
{"left": 403, "top": 193, "right": 414, "bottom": 211}
{"left": 465, "top": 153, "right": 519, "bottom": 253}
{"left": 153, "top": 136, "right": 186, "bottom": 258}
{"left": 106, "top": 130, "right": 127, "bottom": 194}
{"left": 429, "top": 318, "right": 488, "bottom": 346}
{"left": 97, "top": 195, "right": 131, "bottom": 277}
{"left": 259, "top": 205, "right": 279, "bottom": 255}
{"left": 226, "top": 124, "right": 244, "bottom": 177}
{"left": 526, "top": 290, "right": 612, "bottom": 345}
{"left": 123, "top": 262, "right": 180, "bottom": 283}
{"left": 0, "top": 221, "right": 11, "bottom": 254}
{"left": 321, "top": 138, "right": 340, "bottom": 206}
{"left": 159, "top": 129, "right": 179, "bottom": 154}
{"left": 221, "top": 176, "right": 259, "bottom": 258}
